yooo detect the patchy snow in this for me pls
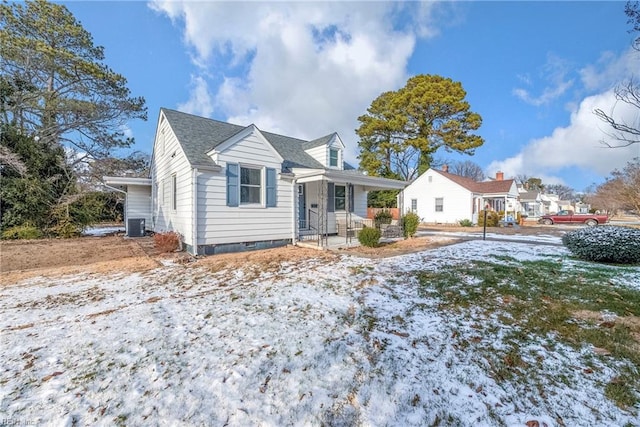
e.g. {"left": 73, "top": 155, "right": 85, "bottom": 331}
{"left": 82, "top": 226, "right": 125, "bottom": 237}
{"left": 1, "top": 241, "right": 638, "bottom": 426}
{"left": 416, "top": 229, "right": 564, "bottom": 245}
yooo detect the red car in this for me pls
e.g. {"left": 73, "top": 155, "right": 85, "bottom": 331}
{"left": 538, "top": 210, "right": 609, "bottom": 226}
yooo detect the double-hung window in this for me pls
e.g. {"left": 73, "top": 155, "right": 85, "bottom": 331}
{"left": 411, "top": 199, "right": 417, "bottom": 212}
{"left": 435, "top": 197, "right": 443, "bottom": 212}
{"left": 171, "top": 174, "right": 177, "bottom": 211}
{"left": 227, "top": 164, "right": 277, "bottom": 207}
{"left": 329, "top": 148, "right": 339, "bottom": 167}
{"left": 335, "top": 185, "right": 346, "bottom": 210}
{"left": 240, "top": 167, "right": 262, "bottom": 204}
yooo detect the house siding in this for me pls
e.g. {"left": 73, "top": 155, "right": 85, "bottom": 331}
{"left": 196, "top": 131, "right": 292, "bottom": 246}
{"left": 304, "top": 137, "right": 344, "bottom": 170}
{"left": 151, "top": 114, "right": 194, "bottom": 247}
{"left": 402, "top": 171, "right": 473, "bottom": 224}
{"left": 126, "top": 185, "right": 152, "bottom": 230}
{"left": 305, "top": 145, "right": 327, "bottom": 168}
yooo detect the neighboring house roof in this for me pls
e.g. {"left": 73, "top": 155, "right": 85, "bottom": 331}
{"left": 519, "top": 190, "right": 540, "bottom": 201}
{"left": 161, "top": 108, "right": 326, "bottom": 170}
{"left": 433, "top": 169, "right": 515, "bottom": 194}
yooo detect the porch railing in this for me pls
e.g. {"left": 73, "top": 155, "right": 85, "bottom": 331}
{"left": 298, "top": 208, "right": 323, "bottom": 244}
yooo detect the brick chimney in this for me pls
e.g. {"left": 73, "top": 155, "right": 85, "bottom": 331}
{"left": 496, "top": 171, "right": 504, "bottom": 181}
{"left": 442, "top": 164, "right": 449, "bottom": 173}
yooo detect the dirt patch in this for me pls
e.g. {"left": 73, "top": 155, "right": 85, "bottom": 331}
{"left": 573, "top": 309, "right": 640, "bottom": 344}
{"left": 0, "top": 225, "right": 564, "bottom": 285}
{"left": 0, "top": 236, "right": 159, "bottom": 285}
{"left": 195, "top": 245, "right": 339, "bottom": 273}
{"left": 338, "top": 236, "right": 464, "bottom": 258}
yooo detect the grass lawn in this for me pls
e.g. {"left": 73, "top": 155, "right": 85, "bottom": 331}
{"left": 1, "top": 239, "right": 639, "bottom": 426}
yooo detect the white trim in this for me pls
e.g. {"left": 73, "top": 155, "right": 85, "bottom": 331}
{"left": 290, "top": 168, "right": 406, "bottom": 190}
{"left": 328, "top": 133, "right": 346, "bottom": 149}
{"left": 239, "top": 164, "right": 264, "bottom": 207}
{"left": 103, "top": 176, "right": 151, "bottom": 186}
{"left": 192, "top": 167, "right": 198, "bottom": 256}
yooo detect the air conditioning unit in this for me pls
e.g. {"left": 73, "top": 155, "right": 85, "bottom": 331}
{"left": 127, "top": 218, "right": 145, "bottom": 237}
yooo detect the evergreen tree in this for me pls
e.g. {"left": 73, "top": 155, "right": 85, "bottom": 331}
{"left": 357, "top": 74, "right": 484, "bottom": 181}
{"left": 0, "top": 0, "right": 147, "bottom": 159}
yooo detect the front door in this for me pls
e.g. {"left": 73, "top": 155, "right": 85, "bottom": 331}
{"left": 298, "top": 184, "right": 306, "bottom": 229}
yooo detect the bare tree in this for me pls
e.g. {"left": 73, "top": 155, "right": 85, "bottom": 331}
{"left": 450, "top": 160, "right": 485, "bottom": 181}
{"left": 586, "top": 157, "right": 640, "bottom": 214}
{"left": 594, "top": 1, "right": 640, "bottom": 147}
{"left": 594, "top": 78, "right": 640, "bottom": 147}
{"left": 0, "top": 145, "right": 27, "bottom": 176}
{"left": 545, "top": 183, "right": 576, "bottom": 200}
{"left": 586, "top": 178, "right": 626, "bottom": 215}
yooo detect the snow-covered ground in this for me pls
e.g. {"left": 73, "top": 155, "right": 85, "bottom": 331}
{"left": 1, "top": 240, "right": 639, "bottom": 426}
{"left": 82, "top": 226, "right": 125, "bottom": 237}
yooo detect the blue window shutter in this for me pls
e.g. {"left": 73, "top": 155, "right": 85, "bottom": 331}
{"left": 266, "top": 168, "right": 277, "bottom": 207}
{"left": 348, "top": 184, "right": 354, "bottom": 213}
{"left": 327, "top": 183, "right": 335, "bottom": 212}
{"left": 226, "top": 163, "right": 238, "bottom": 207}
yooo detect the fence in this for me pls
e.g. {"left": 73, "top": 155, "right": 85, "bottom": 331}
{"left": 367, "top": 208, "right": 401, "bottom": 220}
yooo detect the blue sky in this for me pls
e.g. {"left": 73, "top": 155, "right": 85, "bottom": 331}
{"left": 63, "top": 1, "right": 640, "bottom": 191}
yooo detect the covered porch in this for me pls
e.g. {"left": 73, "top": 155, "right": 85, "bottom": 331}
{"left": 291, "top": 169, "right": 406, "bottom": 249}
{"left": 471, "top": 193, "right": 520, "bottom": 224}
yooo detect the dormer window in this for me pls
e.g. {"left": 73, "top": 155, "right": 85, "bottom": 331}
{"left": 329, "top": 148, "right": 339, "bottom": 167}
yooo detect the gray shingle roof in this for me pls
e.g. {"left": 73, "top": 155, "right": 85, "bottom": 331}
{"left": 519, "top": 190, "right": 540, "bottom": 200}
{"left": 303, "top": 133, "right": 335, "bottom": 149}
{"left": 161, "top": 108, "right": 324, "bottom": 170}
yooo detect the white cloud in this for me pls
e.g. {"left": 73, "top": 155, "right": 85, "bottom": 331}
{"left": 177, "top": 75, "right": 214, "bottom": 118}
{"left": 513, "top": 53, "right": 574, "bottom": 106}
{"left": 488, "top": 90, "right": 640, "bottom": 185}
{"left": 580, "top": 48, "right": 640, "bottom": 92}
{"left": 148, "top": 1, "right": 443, "bottom": 164}
{"left": 119, "top": 124, "right": 134, "bottom": 139}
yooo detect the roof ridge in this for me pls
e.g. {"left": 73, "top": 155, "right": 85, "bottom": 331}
{"left": 161, "top": 107, "right": 316, "bottom": 145}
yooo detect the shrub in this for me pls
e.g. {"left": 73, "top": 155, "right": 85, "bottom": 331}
{"left": 49, "top": 221, "right": 82, "bottom": 238}
{"left": 358, "top": 226, "right": 381, "bottom": 248}
{"left": 401, "top": 211, "right": 420, "bottom": 238}
{"left": 374, "top": 209, "right": 394, "bottom": 228}
{"left": 562, "top": 225, "right": 640, "bottom": 264}
{"left": 154, "top": 231, "right": 182, "bottom": 253}
{"left": 459, "top": 219, "right": 473, "bottom": 227}
{"left": 477, "top": 210, "right": 500, "bottom": 227}
{"left": 1, "top": 224, "right": 42, "bottom": 240}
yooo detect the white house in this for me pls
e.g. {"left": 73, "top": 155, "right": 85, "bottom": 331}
{"left": 518, "top": 189, "right": 544, "bottom": 218}
{"left": 106, "top": 108, "right": 406, "bottom": 255}
{"left": 401, "top": 165, "right": 519, "bottom": 224}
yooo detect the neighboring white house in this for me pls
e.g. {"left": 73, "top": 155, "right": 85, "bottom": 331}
{"left": 401, "top": 166, "right": 519, "bottom": 224}
{"left": 107, "top": 108, "right": 406, "bottom": 255}
{"left": 518, "top": 189, "right": 544, "bottom": 218}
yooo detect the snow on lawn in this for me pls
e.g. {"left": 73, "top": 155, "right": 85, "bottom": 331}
{"left": 1, "top": 241, "right": 638, "bottom": 426}
{"left": 416, "top": 229, "right": 564, "bottom": 245}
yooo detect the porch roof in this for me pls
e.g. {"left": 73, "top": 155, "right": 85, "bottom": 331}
{"left": 103, "top": 176, "right": 152, "bottom": 187}
{"left": 291, "top": 168, "right": 407, "bottom": 190}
